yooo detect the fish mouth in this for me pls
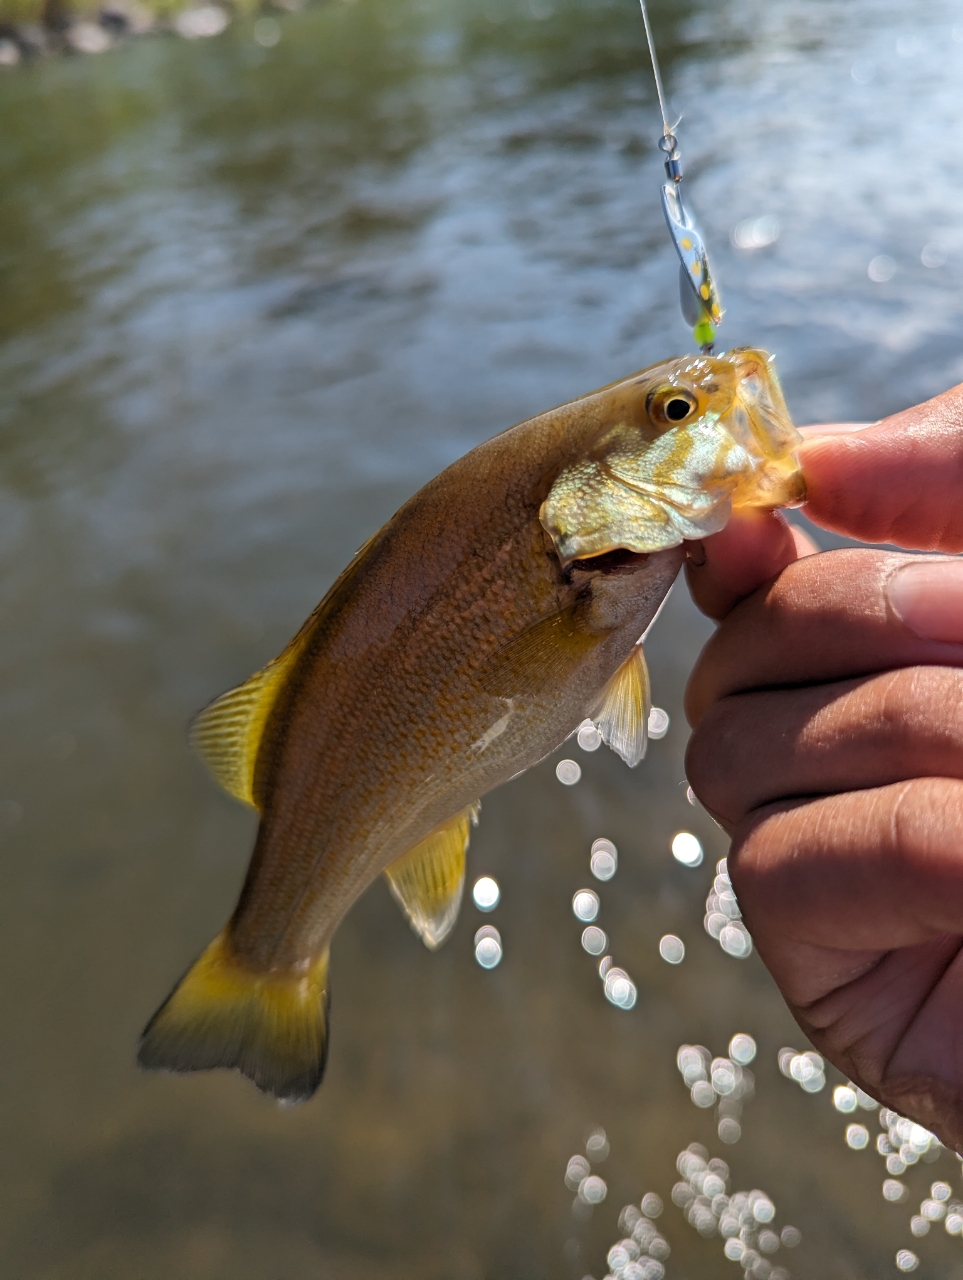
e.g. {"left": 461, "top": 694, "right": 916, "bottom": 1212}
{"left": 721, "top": 348, "right": 806, "bottom": 508}
{"left": 725, "top": 348, "right": 801, "bottom": 461}
{"left": 568, "top": 547, "right": 651, "bottom": 577}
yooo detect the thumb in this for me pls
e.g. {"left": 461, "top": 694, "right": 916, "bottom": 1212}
{"left": 685, "top": 510, "right": 817, "bottom": 622}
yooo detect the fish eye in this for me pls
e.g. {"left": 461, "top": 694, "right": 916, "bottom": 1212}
{"left": 665, "top": 397, "right": 694, "bottom": 421}
{"left": 647, "top": 387, "right": 698, "bottom": 426}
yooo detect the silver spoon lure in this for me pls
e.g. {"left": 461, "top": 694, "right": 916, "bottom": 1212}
{"left": 638, "top": 0, "right": 723, "bottom": 353}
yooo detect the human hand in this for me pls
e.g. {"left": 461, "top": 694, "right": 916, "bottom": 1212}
{"left": 683, "top": 382, "right": 963, "bottom": 1150}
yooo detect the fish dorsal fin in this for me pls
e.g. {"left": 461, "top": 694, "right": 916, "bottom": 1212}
{"left": 594, "top": 644, "right": 650, "bottom": 768}
{"left": 189, "top": 644, "right": 307, "bottom": 809}
{"left": 190, "top": 534, "right": 379, "bottom": 809}
{"left": 384, "top": 803, "right": 480, "bottom": 950}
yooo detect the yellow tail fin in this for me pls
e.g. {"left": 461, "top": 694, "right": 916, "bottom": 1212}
{"left": 137, "top": 931, "right": 330, "bottom": 1103}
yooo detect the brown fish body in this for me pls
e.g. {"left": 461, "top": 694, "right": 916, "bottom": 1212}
{"left": 139, "top": 349, "right": 803, "bottom": 1101}
{"left": 235, "top": 381, "right": 686, "bottom": 971}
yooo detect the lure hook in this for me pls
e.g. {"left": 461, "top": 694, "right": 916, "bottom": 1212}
{"left": 638, "top": 0, "right": 723, "bottom": 353}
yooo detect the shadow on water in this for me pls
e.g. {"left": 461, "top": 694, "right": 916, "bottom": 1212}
{"left": 3, "top": 0, "right": 963, "bottom": 1276}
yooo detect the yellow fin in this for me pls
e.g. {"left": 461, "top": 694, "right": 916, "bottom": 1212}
{"left": 190, "top": 533, "right": 380, "bottom": 809}
{"left": 384, "top": 803, "right": 480, "bottom": 950}
{"left": 189, "top": 645, "right": 307, "bottom": 808}
{"left": 594, "top": 644, "right": 650, "bottom": 768}
{"left": 138, "top": 931, "right": 330, "bottom": 1103}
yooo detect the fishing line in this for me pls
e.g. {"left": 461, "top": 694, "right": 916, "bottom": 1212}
{"left": 637, "top": 0, "right": 672, "bottom": 139}
{"left": 637, "top": 0, "right": 723, "bottom": 353}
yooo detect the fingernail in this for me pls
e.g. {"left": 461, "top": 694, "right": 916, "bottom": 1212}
{"left": 888, "top": 559, "right": 963, "bottom": 642}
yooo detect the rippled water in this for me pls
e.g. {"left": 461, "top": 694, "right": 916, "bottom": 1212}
{"left": 3, "top": 1, "right": 963, "bottom": 1276}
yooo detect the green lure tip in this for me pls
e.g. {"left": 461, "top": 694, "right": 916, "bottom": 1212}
{"left": 693, "top": 319, "right": 716, "bottom": 351}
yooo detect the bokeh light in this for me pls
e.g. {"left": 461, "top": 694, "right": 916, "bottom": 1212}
{"left": 581, "top": 926, "right": 607, "bottom": 956}
{"left": 473, "top": 925, "right": 502, "bottom": 969}
{"left": 779, "top": 1048, "right": 826, "bottom": 1093}
{"left": 846, "top": 1124, "right": 869, "bottom": 1150}
{"left": 729, "top": 1034, "right": 757, "bottom": 1065}
{"left": 572, "top": 889, "right": 599, "bottom": 922}
{"left": 647, "top": 706, "right": 670, "bottom": 739}
{"left": 590, "top": 838, "right": 618, "bottom": 881}
{"left": 613, "top": 1198, "right": 670, "bottom": 1278}
{"left": 578, "top": 1174, "right": 607, "bottom": 1205}
{"left": 564, "top": 1154, "right": 590, "bottom": 1190}
{"left": 666, "top": 1142, "right": 797, "bottom": 1270}
{"left": 868, "top": 253, "right": 897, "bottom": 282}
{"left": 659, "top": 934, "right": 685, "bottom": 964}
{"left": 586, "top": 1127, "right": 609, "bottom": 1161}
{"left": 921, "top": 241, "right": 948, "bottom": 268}
{"left": 731, "top": 214, "right": 780, "bottom": 250}
{"left": 641, "top": 1193, "right": 663, "bottom": 1219}
{"left": 719, "top": 923, "right": 752, "bottom": 958}
{"left": 718, "top": 1117, "right": 741, "bottom": 1144}
{"left": 555, "top": 758, "right": 581, "bottom": 785}
{"left": 603, "top": 967, "right": 637, "bottom": 1010}
{"left": 471, "top": 876, "right": 500, "bottom": 911}
{"left": 253, "top": 16, "right": 280, "bottom": 46}
{"left": 671, "top": 831, "right": 703, "bottom": 867}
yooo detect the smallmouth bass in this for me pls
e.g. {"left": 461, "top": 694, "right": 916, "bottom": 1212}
{"left": 139, "top": 348, "right": 802, "bottom": 1102}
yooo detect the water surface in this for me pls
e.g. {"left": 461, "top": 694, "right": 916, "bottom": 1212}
{"left": 3, "top": 1, "right": 963, "bottom": 1276}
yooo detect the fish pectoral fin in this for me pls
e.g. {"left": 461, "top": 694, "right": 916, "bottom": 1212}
{"left": 594, "top": 644, "right": 650, "bottom": 768}
{"left": 480, "top": 608, "right": 602, "bottom": 701}
{"left": 137, "top": 931, "right": 330, "bottom": 1104}
{"left": 384, "top": 803, "right": 480, "bottom": 951}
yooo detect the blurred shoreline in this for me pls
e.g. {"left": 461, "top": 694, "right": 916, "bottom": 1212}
{"left": 0, "top": 0, "right": 298, "bottom": 66}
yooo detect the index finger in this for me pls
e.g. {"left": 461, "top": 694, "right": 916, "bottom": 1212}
{"left": 801, "top": 381, "right": 963, "bottom": 550}
{"left": 685, "top": 377, "right": 963, "bottom": 620}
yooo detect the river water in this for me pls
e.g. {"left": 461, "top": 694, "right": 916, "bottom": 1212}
{"left": 2, "top": 1, "right": 963, "bottom": 1276}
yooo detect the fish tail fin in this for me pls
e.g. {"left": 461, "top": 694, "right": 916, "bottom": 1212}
{"left": 137, "top": 931, "right": 330, "bottom": 1104}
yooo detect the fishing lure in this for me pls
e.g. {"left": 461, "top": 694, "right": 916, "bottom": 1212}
{"left": 638, "top": 0, "right": 723, "bottom": 353}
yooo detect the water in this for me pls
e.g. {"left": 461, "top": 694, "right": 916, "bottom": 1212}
{"left": 2, "top": 1, "right": 963, "bottom": 1275}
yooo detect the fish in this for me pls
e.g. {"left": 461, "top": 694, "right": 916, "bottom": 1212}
{"left": 138, "top": 347, "right": 803, "bottom": 1103}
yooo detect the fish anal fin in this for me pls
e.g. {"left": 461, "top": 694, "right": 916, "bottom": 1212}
{"left": 595, "top": 644, "right": 651, "bottom": 768}
{"left": 384, "top": 803, "right": 480, "bottom": 950}
{"left": 137, "top": 931, "right": 330, "bottom": 1104}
